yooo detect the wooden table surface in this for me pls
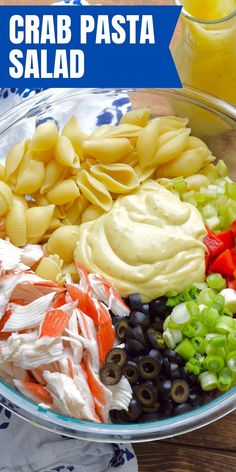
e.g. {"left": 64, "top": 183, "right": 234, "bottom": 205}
{"left": 0, "top": 0, "right": 235, "bottom": 470}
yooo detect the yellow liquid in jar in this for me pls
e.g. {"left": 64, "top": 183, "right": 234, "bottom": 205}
{"left": 183, "top": 0, "right": 236, "bottom": 20}
{"left": 174, "top": 0, "right": 236, "bottom": 105}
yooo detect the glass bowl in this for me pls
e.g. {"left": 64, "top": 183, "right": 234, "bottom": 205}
{"left": 0, "top": 87, "right": 236, "bottom": 443}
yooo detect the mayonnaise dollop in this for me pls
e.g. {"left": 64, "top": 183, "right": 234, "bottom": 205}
{"left": 74, "top": 181, "right": 207, "bottom": 302}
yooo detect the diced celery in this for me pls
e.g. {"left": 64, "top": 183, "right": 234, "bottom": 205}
{"left": 173, "top": 177, "right": 187, "bottom": 194}
{"left": 216, "top": 160, "right": 228, "bottom": 177}
{"left": 205, "top": 216, "right": 221, "bottom": 230}
{"left": 225, "top": 182, "right": 236, "bottom": 200}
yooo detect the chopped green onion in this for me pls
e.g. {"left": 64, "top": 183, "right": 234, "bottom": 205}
{"left": 171, "top": 303, "right": 190, "bottom": 325}
{"left": 186, "top": 356, "right": 204, "bottom": 376}
{"left": 186, "top": 301, "right": 200, "bottom": 317}
{"left": 211, "top": 294, "right": 225, "bottom": 312}
{"left": 163, "top": 329, "right": 175, "bottom": 349}
{"left": 215, "top": 315, "right": 235, "bottom": 334}
{"left": 218, "top": 367, "right": 233, "bottom": 391}
{"left": 206, "top": 274, "right": 226, "bottom": 291}
{"left": 175, "top": 339, "right": 196, "bottom": 361}
{"left": 228, "top": 333, "right": 236, "bottom": 349}
{"left": 205, "top": 345, "right": 225, "bottom": 358}
{"left": 210, "top": 334, "right": 227, "bottom": 348}
{"left": 163, "top": 315, "right": 171, "bottom": 331}
{"left": 216, "top": 160, "right": 228, "bottom": 177}
{"left": 204, "top": 355, "right": 224, "bottom": 373}
{"left": 173, "top": 177, "right": 187, "bottom": 194}
{"left": 166, "top": 289, "right": 179, "bottom": 297}
{"left": 198, "top": 289, "right": 217, "bottom": 307}
{"left": 199, "top": 371, "right": 218, "bottom": 391}
{"left": 172, "top": 329, "right": 183, "bottom": 344}
{"left": 183, "top": 321, "right": 207, "bottom": 338}
{"left": 191, "top": 337, "right": 204, "bottom": 352}
{"left": 202, "top": 308, "right": 220, "bottom": 329}
{"left": 226, "top": 351, "right": 236, "bottom": 373}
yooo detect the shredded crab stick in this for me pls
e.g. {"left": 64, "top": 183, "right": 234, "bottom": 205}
{"left": 74, "top": 260, "right": 130, "bottom": 318}
{"left": 0, "top": 238, "right": 131, "bottom": 422}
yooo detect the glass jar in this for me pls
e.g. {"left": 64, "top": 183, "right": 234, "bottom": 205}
{"left": 173, "top": 1, "right": 236, "bottom": 105}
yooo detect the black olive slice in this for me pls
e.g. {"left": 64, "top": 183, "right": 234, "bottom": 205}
{"left": 160, "top": 398, "right": 174, "bottom": 417}
{"left": 115, "top": 319, "right": 129, "bottom": 340}
{"left": 138, "top": 356, "right": 161, "bottom": 380}
{"left": 105, "top": 348, "right": 127, "bottom": 368}
{"left": 149, "top": 297, "right": 169, "bottom": 317}
{"left": 123, "top": 361, "right": 140, "bottom": 384}
{"left": 174, "top": 403, "right": 192, "bottom": 416}
{"left": 145, "top": 328, "right": 166, "bottom": 351}
{"left": 164, "top": 349, "right": 184, "bottom": 367}
{"left": 171, "top": 380, "right": 190, "bottom": 404}
{"left": 169, "top": 363, "right": 181, "bottom": 380}
{"left": 180, "top": 367, "right": 198, "bottom": 384}
{"left": 121, "top": 397, "right": 143, "bottom": 422}
{"left": 143, "top": 401, "right": 160, "bottom": 413}
{"left": 134, "top": 383, "right": 158, "bottom": 407}
{"left": 125, "top": 326, "right": 146, "bottom": 346}
{"left": 128, "top": 293, "right": 142, "bottom": 311}
{"left": 151, "top": 318, "right": 164, "bottom": 332}
{"left": 126, "top": 339, "right": 146, "bottom": 357}
{"left": 109, "top": 409, "right": 126, "bottom": 424}
{"left": 149, "top": 349, "right": 163, "bottom": 365}
{"left": 140, "top": 304, "right": 150, "bottom": 316}
{"left": 188, "top": 388, "right": 203, "bottom": 407}
{"left": 159, "top": 379, "right": 171, "bottom": 400}
{"left": 129, "top": 311, "right": 150, "bottom": 329}
{"left": 99, "top": 363, "right": 122, "bottom": 386}
{"left": 139, "top": 412, "right": 160, "bottom": 423}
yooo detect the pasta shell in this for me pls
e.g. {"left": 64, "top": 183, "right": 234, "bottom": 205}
{"left": 136, "top": 118, "right": 160, "bottom": 167}
{"left": 61, "top": 262, "right": 79, "bottom": 283}
{"left": 0, "top": 182, "right": 13, "bottom": 216}
{"left": 40, "top": 160, "right": 65, "bottom": 194}
{"left": 35, "top": 149, "right": 54, "bottom": 165}
{"left": 5, "top": 198, "right": 27, "bottom": 247}
{"left": 13, "top": 195, "right": 28, "bottom": 210}
{"left": 84, "top": 138, "right": 133, "bottom": 163}
{"left": 46, "top": 225, "right": 80, "bottom": 263}
{"left": 159, "top": 116, "right": 188, "bottom": 134}
{"left": 62, "top": 116, "right": 85, "bottom": 156}
{"left": 0, "top": 164, "right": 5, "bottom": 180}
{"left": 15, "top": 160, "right": 45, "bottom": 195}
{"left": 134, "top": 164, "right": 156, "bottom": 183}
{"left": 90, "top": 125, "right": 114, "bottom": 139}
{"left": 151, "top": 129, "right": 191, "bottom": 167}
{"left": 31, "top": 120, "right": 58, "bottom": 152}
{"left": 5, "top": 139, "right": 27, "bottom": 182}
{"left": 54, "top": 135, "right": 76, "bottom": 167}
{"left": 65, "top": 197, "right": 88, "bottom": 224}
{"left": 47, "top": 179, "right": 80, "bottom": 205}
{"left": 47, "top": 217, "right": 62, "bottom": 232}
{"left": 35, "top": 255, "right": 63, "bottom": 282}
{"left": 119, "top": 151, "right": 139, "bottom": 167}
{"left": 26, "top": 205, "right": 55, "bottom": 242}
{"left": 76, "top": 170, "right": 112, "bottom": 211}
{"left": 104, "top": 124, "right": 142, "bottom": 139}
{"left": 155, "top": 148, "right": 209, "bottom": 178}
{"left": 120, "top": 109, "right": 150, "bottom": 127}
{"left": 81, "top": 204, "right": 104, "bottom": 223}
{"left": 90, "top": 163, "right": 139, "bottom": 193}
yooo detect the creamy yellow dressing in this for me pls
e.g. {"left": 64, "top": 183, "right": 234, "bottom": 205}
{"left": 74, "top": 181, "right": 207, "bottom": 302}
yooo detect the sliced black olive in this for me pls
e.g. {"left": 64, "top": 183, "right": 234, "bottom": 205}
{"left": 149, "top": 297, "right": 169, "bottom": 317}
{"left": 143, "top": 401, "right": 160, "bottom": 413}
{"left": 160, "top": 398, "right": 174, "bottom": 417}
{"left": 128, "top": 293, "right": 142, "bottom": 311}
{"left": 145, "top": 328, "right": 166, "bottom": 351}
{"left": 140, "top": 304, "right": 150, "bottom": 316}
{"left": 174, "top": 403, "right": 192, "bottom": 416}
{"left": 134, "top": 383, "right": 158, "bottom": 407}
{"left": 129, "top": 311, "right": 150, "bottom": 329}
{"left": 126, "top": 339, "right": 146, "bottom": 357}
{"left": 99, "top": 363, "right": 122, "bottom": 386}
{"left": 138, "top": 356, "right": 161, "bottom": 380}
{"left": 123, "top": 361, "right": 140, "bottom": 384}
{"left": 121, "top": 397, "right": 143, "bottom": 422}
{"left": 139, "top": 412, "right": 160, "bottom": 423}
{"left": 149, "top": 349, "right": 163, "bottom": 365}
{"left": 110, "top": 409, "right": 125, "bottom": 424}
{"left": 115, "top": 319, "right": 129, "bottom": 340}
{"left": 188, "top": 388, "right": 203, "bottom": 407}
{"left": 180, "top": 367, "right": 198, "bottom": 384}
{"left": 151, "top": 318, "right": 164, "bottom": 332}
{"left": 125, "top": 326, "right": 146, "bottom": 346}
{"left": 169, "top": 363, "right": 181, "bottom": 380}
{"left": 171, "top": 380, "right": 190, "bottom": 404}
{"left": 159, "top": 379, "right": 171, "bottom": 400}
{"left": 162, "top": 357, "right": 171, "bottom": 377}
{"left": 164, "top": 349, "right": 184, "bottom": 367}
{"left": 105, "top": 348, "right": 127, "bottom": 368}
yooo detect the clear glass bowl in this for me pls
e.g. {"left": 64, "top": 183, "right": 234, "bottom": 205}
{"left": 0, "top": 87, "right": 236, "bottom": 443}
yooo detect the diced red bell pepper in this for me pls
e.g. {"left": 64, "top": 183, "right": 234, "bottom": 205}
{"left": 205, "top": 253, "right": 211, "bottom": 275}
{"left": 204, "top": 233, "right": 225, "bottom": 259}
{"left": 209, "top": 249, "right": 236, "bottom": 277}
{"left": 227, "top": 279, "right": 236, "bottom": 290}
{"left": 217, "top": 230, "right": 235, "bottom": 250}
{"left": 231, "top": 220, "right": 236, "bottom": 237}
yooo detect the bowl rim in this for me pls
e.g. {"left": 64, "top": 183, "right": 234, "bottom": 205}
{"left": 0, "top": 86, "right": 236, "bottom": 442}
